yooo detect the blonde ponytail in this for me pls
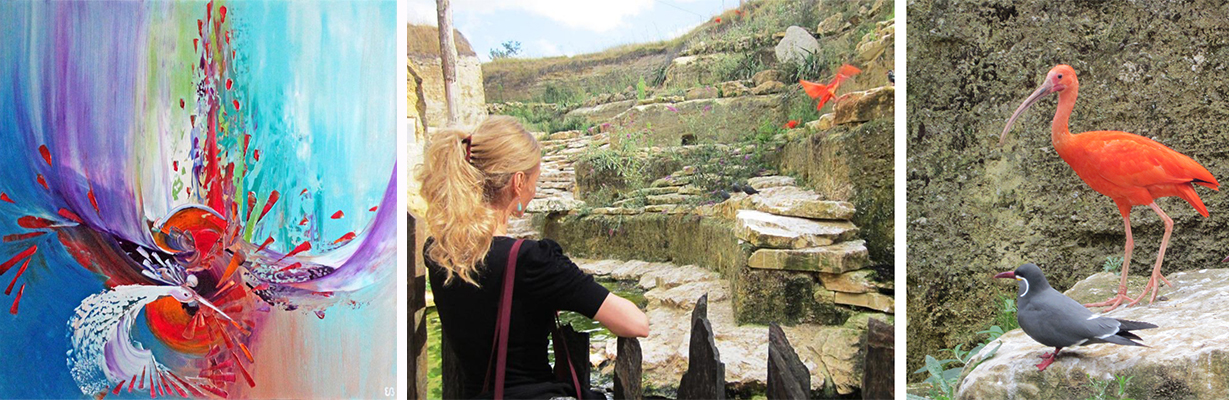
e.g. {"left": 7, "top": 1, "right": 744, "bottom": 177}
{"left": 419, "top": 116, "right": 541, "bottom": 286}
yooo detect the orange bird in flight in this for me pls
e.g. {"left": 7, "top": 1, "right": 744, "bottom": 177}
{"left": 800, "top": 64, "right": 861, "bottom": 111}
{"left": 1001, "top": 64, "right": 1219, "bottom": 311}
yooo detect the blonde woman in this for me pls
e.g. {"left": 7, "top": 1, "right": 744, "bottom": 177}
{"left": 420, "top": 116, "right": 649, "bottom": 399}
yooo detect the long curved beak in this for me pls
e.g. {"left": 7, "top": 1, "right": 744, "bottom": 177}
{"left": 999, "top": 80, "right": 1056, "bottom": 146}
{"left": 993, "top": 271, "right": 1017, "bottom": 279}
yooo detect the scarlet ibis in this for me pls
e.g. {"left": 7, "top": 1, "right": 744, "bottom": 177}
{"left": 1000, "top": 64, "right": 1219, "bottom": 311}
{"left": 800, "top": 64, "right": 861, "bottom": 111}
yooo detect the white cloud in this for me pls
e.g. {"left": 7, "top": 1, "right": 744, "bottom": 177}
{"left": 534, "top": 39, "right": 567, "bottom": 57}
{"left": 406, "top": 0, "right": 656, "bottom": 33}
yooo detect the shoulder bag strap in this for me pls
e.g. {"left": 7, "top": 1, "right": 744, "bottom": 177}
{"left": 553, "top": 312, "right": 584, "bottom": 399}
{"left": 482, "top": 239, "right": 524, "bottom": 400}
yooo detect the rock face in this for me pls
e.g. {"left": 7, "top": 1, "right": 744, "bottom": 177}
{"left": 406, "top": 25, "right": 487, "bottom": 128}
{"left": 906, "top": 0, "right": 1229, "bottom": 377}
{"left": 774, "top": 26, "right": 820, "bottom": 65}
{"left": 734, "top": 210, "right": 859, "bottom": 249}
{"left": 956, "top": 270, "right": 1229, "bottom": 399}
{"left": 608, "top": 95, "right": 789, "bottom": 148}
{"left": 833, "top": 86, "right": 893, "bottom": 125}
{"left": 563, "top": 99, "right": 636, "bottom": 125}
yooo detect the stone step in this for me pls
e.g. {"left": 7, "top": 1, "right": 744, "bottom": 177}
{"left": 833, "top": 292, "right": 893, "bottom": 313}
{"left": 637, "top": 264, "right": 721, "bottom": 290}
{"left": 734, "top": 210, "right": 859, "bottom": 249}
{"left": 646, "top": 193, "right": 693, "bottom": 205}
{"left": 742, "top": 186, "right": 856, "bottom": 221}
{"left": 747, "top": 175, "right": 795, "bottom": 190}
{"left": 747, "top": 240, "right": 868, "bottom": 274}
{"left": 645, "top": 281, "right": 729, "bottom": 310}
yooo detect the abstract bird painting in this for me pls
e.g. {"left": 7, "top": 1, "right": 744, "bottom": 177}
{"left": 0, "top": 1, "right": 397, "bottom": 398}
{"left": 1000, "top": 65, "right": 1218, "bottom": 311}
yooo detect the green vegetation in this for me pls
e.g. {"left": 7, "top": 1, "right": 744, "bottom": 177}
{"left": 912, "top": 325, "right": 1006, "bottom": 400}
{"left": 1084, "top": 374, "right": 1136, "bottom": 400}
{"left": 495, "top": 102, "right": 592, "bottom": 133}
{"left": 1102, "top": 255, "right": 1123, "bottom": 273}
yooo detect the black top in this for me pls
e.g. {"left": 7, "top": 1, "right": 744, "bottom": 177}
{"left": 426, "top": 236, "right": 610, "bottom": 399}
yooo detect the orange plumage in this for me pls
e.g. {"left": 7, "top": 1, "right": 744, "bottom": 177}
{"left": 799, "top": 64, "right": 862, "bottom": 110}
{"left": 1001, "top": 64, "right": 1218, "bottom": 311}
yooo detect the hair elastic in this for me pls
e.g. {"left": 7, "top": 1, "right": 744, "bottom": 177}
{"left": 461, "top": 135, "right": 473, "bottom": 163}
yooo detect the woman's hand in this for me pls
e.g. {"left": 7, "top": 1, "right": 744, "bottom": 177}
{"left": 593, "top": 293, "right": 649, "bottom": 338}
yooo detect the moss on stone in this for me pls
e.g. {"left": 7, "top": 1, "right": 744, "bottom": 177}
{"left": 541, "top": 213, "right": 753, "bottom": 278}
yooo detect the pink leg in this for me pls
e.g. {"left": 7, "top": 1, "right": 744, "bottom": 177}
{"left": 1036, "top": 347, "right": 1062, "bottom": 372}
{"left": 1129, "top": 202, "right": 1173, "bottom": 306}
{"left": 1086, "top": 205, "right": 1134, "bottom": 311}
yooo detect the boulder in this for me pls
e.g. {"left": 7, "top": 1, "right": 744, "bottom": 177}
{"left": 718, "top": 81, "right": 750, "bottom": 98}
{"left": 774, "top": 26, "right": 820, "bottom": 65}
{"left": 956, "top": 269, "right": 1229, "bottom": 399}
{"left": 816, "top": 14, "right": 849, "bottom": 36}
{"left": 818, "top": 269, "right": 878, "bottom": 294}
{"left": 832, "top": 86, "right": 894, "bottom": 126}
{"left": 686, "top": 86, "right": 720, "bottom": 100}
{"left": 752, "top": 69, "right": 785, "bottom": 86}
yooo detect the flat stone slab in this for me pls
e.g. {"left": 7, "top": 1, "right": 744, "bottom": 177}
{"left": 748, "top": 240, "right": 868, "bottom": 273}
{"left": 735, "top": 210, "right": 858, "bottom": 249}
{"left": 834, "top": 292, "right": 894, "bottom": 314}
{"left": 819, "top": 269, "right": 877, "bottom": 294}
{"left": 646, "top": 281, "right": 730, "bottom": 310}
{"left": 647, "top": 193, "right": 691, "bottom": 205}
{"left": 956, "top": 269, "right": 1229, "bottom": 399}
{"left": 744, "top": 186, "right": 856, "bottom": 220}
{"left": 639, "top": 264, "right": 722, "bottom": 291}
{"left": 747, "top": 175, "right": 796, "bottom": 190}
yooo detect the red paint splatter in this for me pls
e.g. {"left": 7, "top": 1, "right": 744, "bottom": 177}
{"left": 298, "top": 217, "right": 308, "bottom": 226}
{"left": 190, "top": 115, "right": 196, "bottom": 125}
{"left": 0, "top": 246, "right": 37, "bottom": 276}
{"left": 3, "top": 232, "right": 46, "bottom": 242}
{"left": 5, "top": 257, "right": 30, "bottom": 295}
{"left": 252, "top": 283, "right": 270, "bottom": 291}
{"left": 331, "top": 210, "right": 343, "bottom": 219}
{"left": 232, "top": 351, "right": 256, "bottom": 387}
{"left": 233, "top": 99, "right": 240, "bottom": 111}
{"left": 0, "top": 193, "right": 13, "bottom": 203}
{"left": 197, "top": 20, "right": 203, "bottom": 36}
{"left": 173, "top": 161, "right": 179, "bottom": 171}
{"left": 277, "top": 262, "right": 302, "bottom": 272}
{"left": 38, "top": 145, "right": 51, "bottom": 165}
{"left": 256, "top": 191, "right": 279, "bottom": 223}
{"left": 128, "top": 374, "right": 137, "bottom": 393}
{"left": 17, "top": 216, "right": 54, "bottom": 229}
{"left": 226, "top": 79, "right": 232, "bottom": 90}
{"left": 36, "top": 174, "right": 47, "bottom": 190}
{"left": 112, "top": 380, "right": 126, "bottom": 395}
{"left": 369, "top": 206, "right": 378, "bottom": 212}
{"left": 332, "top": 232, "right": 355, "bottom": 244}
{"left": 193, "top": 38, "right": 198, "bottom": 52}
{"left": 88, "top": 185, "right": 100, "bottom": 214}
{"left": 299, "top": 188, "right": 308, "bottom": 196}
{"left": 57, "top": 208, "right": 82, "bottom": 223}
{"left": 140, "top": 367, "right": 146, "bottom": 389}
{"left": 9, "top": 284, "right": 24, "bottom": 314}
{"left": 253, "top": 149, "right": 260, "bottom": 161}
{"left": 277, "top": 241, "right": 311, "bottom": 262}
{"left": 245, "top": 191, "right": 256, "bottom": 222}
{"left": 219, "top": 5, "right": 227, "bottom": 23}
{"left": 254, "top": 236, "right": 274, "bottom": 253}
{"left": 180, "top": 99, "right": 185, "bottom": 109}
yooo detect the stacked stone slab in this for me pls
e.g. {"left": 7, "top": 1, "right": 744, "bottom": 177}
{"left": 729, "top": 175, "right": 893, "bottom": 325}
{"left": 508, "top": 130, "right": 607, "bottom": 238}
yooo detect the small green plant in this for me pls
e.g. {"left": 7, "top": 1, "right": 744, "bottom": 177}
{"left": 636, "top": 76, "right": 647, "bottom": 100}
{"left": 993, "top": 295, "right": 1019, "bottom": 331}
{"left": 1103, "top": 255, "right": 1123, "bottom": 273}
{"left": 913, "top": 326, "right": 1005, "bottom": 400}
{"left": 1084, "top": 374, "right": 1135, "bottom": 400}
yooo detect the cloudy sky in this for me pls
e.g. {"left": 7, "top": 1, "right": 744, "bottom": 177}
{"left": 404, "top": 0, "right": 734, "bottom": 61}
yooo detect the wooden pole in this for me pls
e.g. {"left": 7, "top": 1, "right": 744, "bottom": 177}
{"left": 435, "top": 0, "right": 460, "bottom": 126}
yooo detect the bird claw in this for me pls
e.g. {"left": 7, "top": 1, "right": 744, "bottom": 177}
{"left": 1084, "top": 293, "right": 1131, "bottom": 312}
{"left": 1127, "top": 272, "right": 1168, "bottom": 307}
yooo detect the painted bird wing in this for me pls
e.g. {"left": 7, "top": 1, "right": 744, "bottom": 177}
{"left": 1072, "top": 131, "right": 1218, "bottom": 190}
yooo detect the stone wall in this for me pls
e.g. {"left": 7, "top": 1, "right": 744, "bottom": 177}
{"left": 907, "top": 0, "right": 1229, "bottom": 379}
{"left": 407, "top": 24, "right": 487, "bottom": 128}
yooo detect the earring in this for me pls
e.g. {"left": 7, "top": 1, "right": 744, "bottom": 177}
{"left": 517, "top": 203, "right": 523, "bottom": 212}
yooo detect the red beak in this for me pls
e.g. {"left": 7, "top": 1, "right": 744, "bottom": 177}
{"left": 994, "top": 271, "right": 1016, "bottom": 279}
